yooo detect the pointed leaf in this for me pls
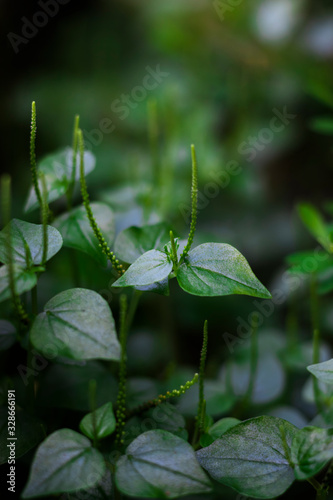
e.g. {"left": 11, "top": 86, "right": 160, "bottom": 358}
{"left": 115, "top": 430, "right": 212, "bottom": 498}
{"left": 196, "top": 416, "right": 297, "bottom": 499}
{"left": 79, "top": 402, "right": 116, "bottom": 440}
{"left": 30, "top": 288, "right": 120, "bottom": 361}
{"left": 53, "top": 203, "right": 115, "bottom": 266}
{"left": 307, "top": 358, "right": 333, "bottom": 384}
{"left": 112, "top": 250, "right": 172, "bottom": 288}
{"left": 22, "top": 429, "right": 105, "bottom": 498}
{"left": 0, "top": 264, "right": 37, "bottom": 303}
{"left": 177, "top": 243, "right": 271, "bottom": 298}
{"left": 297, "top": 203, "right": 332, "bottom": 252}
{"left": 114, "top": 222, "right": 170, "bottom": 264}
{"left": 25, "top": 148, "right": 95, "bottom": 213}
{"left": 0, "top": 219, "right": 63, "bottom": 267}
{"left": 291, "top": 426, "right": 333, "bottom": 479}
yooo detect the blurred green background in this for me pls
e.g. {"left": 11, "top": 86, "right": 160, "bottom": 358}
{"left": 2, "top": 2, "right": 333, "bottom": 496}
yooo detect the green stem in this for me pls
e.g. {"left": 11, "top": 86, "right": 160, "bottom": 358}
{"left": 67, "top": 114, "right": 80, "bottom": 209}
{"left": 193, "top": 320, "right": 208, "bottom": 446}
{"left": 78, "top": 128, "right": 124, "bottom": 276}
{"left": 310, "top": 274, "right": 324, "bottom": 413}
{"left": 89, "top": 379, "right": 98, "bottom": 448}
{"left": 127, "top": 373, "right": 199, "bottom": 419}
{"left": 180, "top": 144, "right": 198, "bottom": 261}
{"left": 245, "top": 313, "right": 259, "bottom": 405}
{"left": 30, "top": 101, "right": 43, "bottom": 210}
{"left": 169, "top": 230, "right": 179, "bottom": 274}
{"left": 116, "top": 295, "right": 128, "bottom": 447}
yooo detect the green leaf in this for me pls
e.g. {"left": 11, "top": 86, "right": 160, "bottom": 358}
{"left": 30, "top": 288, "right": 121, "bottom": 361}
{"left": 297, "top": 203, "right": 333, "bottom": 253}
{"left": 0, "top": 264, "right": 37, "bottom": 303}
{"left": 22, "top": 429, "right": 105, "bottom": 498}
{"left": 115, "top": 430, "right": 212, "bottom": 498}
{"left": 112, "top": 250, "right": 172, "bottom": 288}
{"left": 0, "top": 219, "right": 63, "bottom": 267}
{"left": 79, "top": 402, "right": 116, "bottom": 440}
{"left": 291, "top": 426, "right": 333, "bottom": 480}
{"left": 37, "top": 361, "right": 118, "bottom": 411}
{"left": 66, "top": 469, "right": 112, "bottom": 500}
{"left": 200, "top": 417, "right": 241, "bottom": 447}
{"left": 25, "top": 147, "right": 95, "bottom": 213}
{"left": 309, "top": 116, "right": 333, "bottom": 135}
{"left": 114, "top": 222, "right": 170, "bottom": 264}
{"left": 177, "top": 243, "right": 271, "bottom": 298}
{"left": 0, "top": 407, "right": 44, "bottom": 464}
{"left": 53, "top": 203, "right": 115, "bottom": 266}
{"left": 307, "top": 358, "right": 333, "bottom": 384}
{"left": 196, "top": 416, "right": 297, "bottom": 499}
{"left": 0, "top": 320, "right": 16, "bottom": 350}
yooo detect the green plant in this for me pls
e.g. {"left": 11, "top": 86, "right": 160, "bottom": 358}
{"left": 1, "top": 103, "right": 333, "bottom": 500}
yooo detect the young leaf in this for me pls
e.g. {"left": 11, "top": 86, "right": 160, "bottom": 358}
{"left": 177, "top": 243, "right": 271, "bottom": 298}
{"left": 114, "top": 222, "right": 170, "bottom": 264}
{"left": 22, "top": 429, "right": 105, "bottom": 498}
{"left": 196, "top": 416, "right": 297, "bottom": 499}
{"left": 115, "top": 429, "right": 212, "bottom": 498}
{"left": 307, "top": 358, "right": 333, "bottom": 384}
{"left": 291, "top": 426, "right": 333, "bottom": 480}
{"left": 79, "top": 402, "right": 116, "bottom": 440}
{"left": 30, "top": 288, "right": 121, "bottom": 361}
{"left": 297, "top": 203, "right": 332, "bottom": 253}
{"left": 200, "top": 417, "right": 241, "bottom": 447}
{"left": 53, "top": 203, "right": 115, "bottom": 266}
{"left": 0, "top": 264, "right": 37, "bottom": 303}
{"left": 25, "top": 148, "right": 95, "bottom": 213}
{"left": 0, "top": 219, "right": 63, "bottom": 267}
{"left": 112, "top": 250, "right": 172, "bottom": 288}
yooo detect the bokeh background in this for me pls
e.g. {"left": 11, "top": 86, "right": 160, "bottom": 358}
{"left": 1, "top": 1, "right": 333, "bottom": 498}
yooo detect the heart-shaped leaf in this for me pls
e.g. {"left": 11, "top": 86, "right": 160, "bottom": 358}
{"left": 112, "top": 250, "right": 172, "bottom": 288}
{"left": 0, "top": 219, "right": 63, "bottom": 267}
{"left": 0, "top": 264, "right": 37, "bottom": 303}
{"left": 79, "top": 402, "right": 116, "bottom": 440}
{"left": 30, "top": 288, "right": 120, "bottom": 361}
{"left": 114, "top": 222, "right": 170, "bottom": 264}
{"left": 291, "top": 426, "right": 333, "bottom": 479}
{"left": 25, "top": 147, "right": 95, "bottom": 213}
{"left": 177, "top": 243, "right": 271, "bottom": 298}
{"left": 53, "top": 203, "right": 115, "bottom": 266}
{"left": 196, "top": 416, "right": 297, "bottom": 499}
{"left": 115, "top": 429, "right": 212, "bottom": 498}
{"left": 22, "top": 429, "right": 105, "bottom": 498}
{"left": 307, "top": 358, "right": 333, "bottom": 384}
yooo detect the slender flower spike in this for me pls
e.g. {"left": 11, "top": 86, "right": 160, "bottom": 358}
{"left": 180, "top": 144, "right": 198, "bottom": 261}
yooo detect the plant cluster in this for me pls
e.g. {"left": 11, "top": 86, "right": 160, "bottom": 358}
{"left": 0, "top": 103, "right": 333, "bottom": 500}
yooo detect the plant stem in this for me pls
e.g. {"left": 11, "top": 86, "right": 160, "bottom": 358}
{"left": 310, "top": 274, "right": 324, "bottom": 413}
{"left": 78, "top": 128, "right": 124, "bottom": 276}
{"left": 30, "top": 101, "right": 43, "bottom": 210}
{"left": 115, "top": 295, "right": 128, "bottom": 447}
{"left": 169, "top": 230, "right": 178, "bottom": 273}
{"left": 67, "top": 114, "right": 80, "bottom": 209}
{"left": 192, "top": 320, "right": 208, "bottom": 446}
{"left": 180, "top": 144, "right": 198, "bottom": 261}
